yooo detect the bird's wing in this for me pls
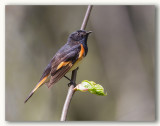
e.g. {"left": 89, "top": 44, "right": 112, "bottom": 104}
{"left": 47, "top": 44, "right": 81, "bottom": 88}
{"left": 38, "top": 43, "right": 80, "bottom": 82}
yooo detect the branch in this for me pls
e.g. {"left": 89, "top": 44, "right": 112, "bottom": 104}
{"left": 60, "top": 5, "right": 93, "bottom": 121}
{"left": 81, "top": 5, "right": 93, "bottom": 30}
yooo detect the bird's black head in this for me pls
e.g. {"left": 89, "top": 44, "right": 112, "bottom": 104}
{"left": 68, "top": 30, "right": 92, "bottom": 42}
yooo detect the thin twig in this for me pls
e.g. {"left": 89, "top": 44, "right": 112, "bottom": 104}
{"left": 81, "top": 5, "right": 93, "bottom": 30}
{"left": 60, "top": 70, "right": 77, "bottom": 121}
{"left": 60, "top": 5, "right": 93, "bottom": 121}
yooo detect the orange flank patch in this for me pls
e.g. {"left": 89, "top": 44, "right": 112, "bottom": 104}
{"left": 69, "top": 44, "right": 85, "bottom": 72}
{"left": 57, "top": 61, "right": 71, "bottom": 70}
{"left": 33, "top": 74, "right": 49, "bottom": 92}
{"left": 79, "top": 44, "right": 85, "bottom": 59}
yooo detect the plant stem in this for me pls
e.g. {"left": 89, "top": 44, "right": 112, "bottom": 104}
{"left": 60, "top": 5, "right": 93, "bottom": 121}
{"left": 81, "top": 5, "right": 93, "bottom": 30}
{"left": 60, "top": 69, "right": 77, "bottom": 121}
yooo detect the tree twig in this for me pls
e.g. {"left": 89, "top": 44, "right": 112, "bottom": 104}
{"left": 81, "top": 5, "right": 93, "bottom": 30}
{"left": 60, "top": 5, "right": 93, "bottom": 121}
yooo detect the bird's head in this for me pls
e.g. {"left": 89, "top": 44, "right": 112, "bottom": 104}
{"left": 68, "top": 30, "right": 92, "bottom": 42}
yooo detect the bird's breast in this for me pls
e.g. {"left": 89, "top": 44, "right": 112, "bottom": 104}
{"left": 69, "top": 44, "right": 86, "bottom": 72}
{"left": 69, "top": 56, "right": 84, "bottom": 72}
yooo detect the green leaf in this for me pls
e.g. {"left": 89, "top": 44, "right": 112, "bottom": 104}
{"left": 74, "top": 80, "right": 107, "bottom": 96}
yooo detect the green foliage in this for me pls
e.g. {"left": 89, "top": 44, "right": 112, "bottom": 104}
{"left": 74, "top": 80, "right": 107, "bottom": 96}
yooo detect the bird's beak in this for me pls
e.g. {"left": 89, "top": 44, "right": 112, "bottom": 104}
{"left": 86, "top": 31, "right": 92, "bottom": 34}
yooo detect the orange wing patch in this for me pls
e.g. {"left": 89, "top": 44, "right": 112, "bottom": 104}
{"left": 57, "top": 61, "right": 72, "bottom": 70}
{"left": 79, "top": 44, "right": 85, "bottom": 59}
{"left": 57, "top": 44, "right": 84, "bottom": 71}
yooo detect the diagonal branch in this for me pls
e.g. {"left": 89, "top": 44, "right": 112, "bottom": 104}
{"left": 60, "top": 5, "right": 93, "bottom": 121}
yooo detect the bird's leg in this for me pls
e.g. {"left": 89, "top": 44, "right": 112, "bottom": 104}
{"left": 64, "top": 75, "right": 72, "bottom": 87}
{"left": 64, "top": 75, "right": 76, "bottom": 87}
{"left": 64, "top": 67, "right": 79, "bottom": 87}
{"left": 64, "top": 75, "right": 71, "bottom": 81}
{"left": 68, "top": 67, "right": 79, "bottom": 87}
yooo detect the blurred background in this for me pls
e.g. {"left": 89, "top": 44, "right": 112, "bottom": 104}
{"left": 5, "top": 5, "right": 155, "bottom": 121}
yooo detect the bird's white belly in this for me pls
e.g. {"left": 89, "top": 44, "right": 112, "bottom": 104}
{"left": 69, "top": 58, "right": 84, "bottom": 72}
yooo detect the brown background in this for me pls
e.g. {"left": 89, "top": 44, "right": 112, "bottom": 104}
{"left": 5, "top": 5, "right": 155, "bottom": 121}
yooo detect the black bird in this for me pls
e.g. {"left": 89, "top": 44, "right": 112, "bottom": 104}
{"left": 24, "top": 30, "right": 92, "bottom": 103}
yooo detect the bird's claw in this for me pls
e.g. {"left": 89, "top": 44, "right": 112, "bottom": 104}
{"left": 68, "top": 82, "right": 72, "bottom": 87}
{"left": 68, "top": 81, "right": 76, "bottom": 87}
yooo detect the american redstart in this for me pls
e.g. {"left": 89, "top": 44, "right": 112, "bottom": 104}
{"left": 24, "top": 30, "right": 92, "bottom": 103}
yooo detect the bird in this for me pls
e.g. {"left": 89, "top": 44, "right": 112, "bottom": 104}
{"left": 24, "top": 30, "right": 92, "bottom": 103}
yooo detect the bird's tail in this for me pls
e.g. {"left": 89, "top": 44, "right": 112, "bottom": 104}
{"left": 24, "top": 75, "right": 49, "bottom": 103}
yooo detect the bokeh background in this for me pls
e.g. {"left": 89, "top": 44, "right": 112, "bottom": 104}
{"left": 5, "top": 5, "right": 155, "bottom": 121}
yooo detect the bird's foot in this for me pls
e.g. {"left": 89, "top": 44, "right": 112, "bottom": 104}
{"left": 68, "top": 81, "right": 76, "bottom": 87}
{"left": 64, "top": 75, "right": 76, "bottom": 87}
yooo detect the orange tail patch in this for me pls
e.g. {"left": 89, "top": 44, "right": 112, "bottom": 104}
{"left": 24, "top": 74, "right": 49, "bottom": 103}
